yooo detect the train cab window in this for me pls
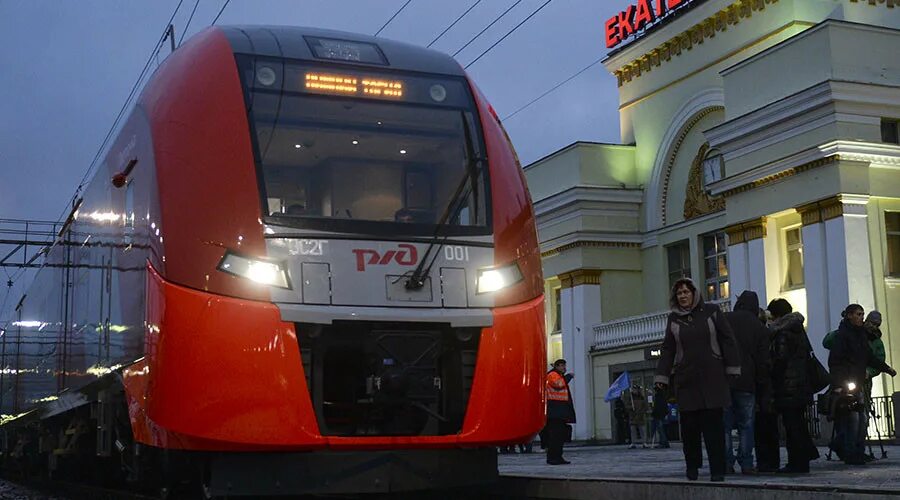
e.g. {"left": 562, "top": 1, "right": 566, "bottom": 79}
{"left": 241, "top": 58, "right": 490, "bottom": 237}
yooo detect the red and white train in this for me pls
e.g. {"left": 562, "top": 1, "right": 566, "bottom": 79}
{"left": 1, "top": 26, "right": 545, "bottom": 496}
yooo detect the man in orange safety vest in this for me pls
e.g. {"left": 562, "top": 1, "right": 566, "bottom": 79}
{"left": 545, "top": 359, "right": 576, "bottom": 464}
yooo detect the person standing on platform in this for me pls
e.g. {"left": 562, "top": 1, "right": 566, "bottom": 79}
{"left": 624, "top": 385, "right": 648, "bottom": 449}
{"left": 828, "top": 305, "right": 896, "bottom": 465}
{"left": 654, "top": 278, "right": 741, "bottom": 482}
{"left": 767, "top": 298, "right": 816, "bottom": 474}
{"left": 723, "top": 291, "right": 771, "bottom": 475}
{"left": 545, "top": 359, "right": 575, "bottom": 465}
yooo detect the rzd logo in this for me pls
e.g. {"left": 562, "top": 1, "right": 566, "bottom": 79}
{"left": 352, "top": 244, "right": 418, "bottom": 272}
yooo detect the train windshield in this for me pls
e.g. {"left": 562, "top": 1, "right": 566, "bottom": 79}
{"left": 238, "top": 57, "right": 491, "bottom": 237}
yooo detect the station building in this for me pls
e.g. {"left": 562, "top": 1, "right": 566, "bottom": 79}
{"left": 524, "top": 0, "right": 900, "bottom": 442}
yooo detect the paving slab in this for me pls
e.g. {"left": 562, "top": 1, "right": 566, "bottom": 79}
{"left": 497, "top": 444, "right": 900, "bottom": 499}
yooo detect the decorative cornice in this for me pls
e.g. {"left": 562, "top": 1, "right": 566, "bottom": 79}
{"left": 849, "top": 0, "right": 898, "bottom": 8}
{"left": 541, "top": 240, "right": 642, "bottom": 258}
{"left": 820, "top": 197, "right": 845, "bottom": 221}
{"left": 717, "top": 155, "right": 838, "bottom": 198}
{"left": 533, "top": 185, "right": 644, "bottom": 218}
{"left": 560, "top": 269, "right": 603, "bottom": 289}
{"left": 725, "top": 225, "right": 745, "bottom": 245}
{"left": 797, "top": 201, "right": 822, "bottom": 226}
{"left": 743, "top": 218, "right": 766, "bottom": 240}
{"left": 711, "top": 140, "right": 900, "bottom": 197}
{"left": 614, "top": 0, "right": 778, "bottom": 87}
{"left": 797, "top": 195, "right": 871, "bottom": 226}
{"left": 706, "top": 81, "right": 900, "bottom": 164}
{"left": 725, "top": 217, "right": 767, "bottom": 246}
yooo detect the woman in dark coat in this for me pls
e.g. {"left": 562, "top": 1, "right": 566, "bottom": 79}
{"left": 767, "top": 298, "right": 816, "bottom": 473}
{"left": 655, "top": 278, "right": 741, "bottom": 482}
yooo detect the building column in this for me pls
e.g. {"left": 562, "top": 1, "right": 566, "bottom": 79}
{"left": 798, "top": 195, "right": 875, "bottom": 359}
{"left": 745, "top": 219, "right": 768, "bottom": 306}
{"left": 725, "top": 218, "right": 768, "bottom": 308}
{"left": 799, "top": 204, "right": 829, "bottom": 361}
{"left": 725, "top": 226, "right": 748, "bottom": 309}
{"left": 559, "top": 270, "right": 602, "bottom": 441}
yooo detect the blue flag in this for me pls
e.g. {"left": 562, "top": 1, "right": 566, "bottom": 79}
{"left": 604, "top": 371, "right": 630, "bottom": 402}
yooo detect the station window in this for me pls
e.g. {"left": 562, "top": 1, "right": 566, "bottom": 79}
{"left": 702, "top": 232, "right": 729, "bottom": 302}
{"left": 783, "top": 226, "right": 804, "bottom": 289}
{"left": 667, "top": 241, "right": 691, "bottom": 289}
{"left": 887, "top": 212, "right": 900, "bottom": 277}
{"left": 552, "top": 287, "right": 562, "bottom": 333}
{"left": 882, "top": 119, "right": 900, "bottom": 145}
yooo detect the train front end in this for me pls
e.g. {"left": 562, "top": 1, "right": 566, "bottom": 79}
{"left": 132, "top": 26, "right": 545, "bottom": 494}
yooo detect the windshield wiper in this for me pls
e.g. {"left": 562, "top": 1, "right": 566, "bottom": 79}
{"left": 405, "top": 113, "right": 485, "bottom": 290}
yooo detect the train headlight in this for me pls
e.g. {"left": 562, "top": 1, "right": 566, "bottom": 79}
{"left": 847, "top": 382, "right": 857, "bottom": 392}
{"left": 476, "top": 263, "right": 523, "bottom": 294}
{"left": 217, "top": 252, "right": 291, "bottom": 289}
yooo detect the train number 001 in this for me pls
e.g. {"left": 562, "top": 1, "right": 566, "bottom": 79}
{"left": 444, "top": 246, "right": 469, "bottom": 261}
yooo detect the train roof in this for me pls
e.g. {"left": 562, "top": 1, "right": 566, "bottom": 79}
{"left": 219, "top": 25, "right": 466, "bottom": 77}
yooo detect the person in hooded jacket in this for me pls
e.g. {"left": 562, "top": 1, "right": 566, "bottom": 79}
{"left": 827, "top": 305, "right": 896, "bottom": 465}
{"left": 767, "top": 298, "right": 817, "bottom": 473}
{"left": 655, "top": 278, "right": 741, "bottom": 482}
{"left": 823, "top": 309, "right": 889, "bottom": 461}
{"left": 722, "top": 291, "right": 771, "bottom": 475}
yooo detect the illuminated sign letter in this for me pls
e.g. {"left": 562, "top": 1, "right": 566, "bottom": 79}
{"left": 605, "top": 16, "right": 621, "bottom": 48}
{"left": 618, "top": 5, "right": 636, "bottom": 39}
{"left": 602, "top": 0, "right": 695, "bottom": 50}
{"left": 634, "top": 0, "right": 655, "bottom": 30}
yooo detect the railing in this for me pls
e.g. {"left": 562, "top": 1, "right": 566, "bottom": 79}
{"left": 805, "top": 394, "right": 895, "bottom": 441}
{"left": 869, "top": 395, "right": 895, "bottom": 440}
{"left": 592, "top": 301, "right": 732, "bottom": 352}
{"left": 593, "top": 311, "right": 669, "bottom": 351}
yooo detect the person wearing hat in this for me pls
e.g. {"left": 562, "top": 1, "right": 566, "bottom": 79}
{"left": 654, "top": 278, "right": 741, "bottom": 482}
{"left": 862, "top": 311, "right": 887, "bottom": 451}
{"left": 767, "top": 298, "right": 816, "bottom": 473}
{"left": 863, "top": 311, "right": 887, "bottom": 384}
{"left": 828, "top": 305, "right": 897, "bottom": 465}
{"left": 544, "top": 359, "right": 575, "bottom": 465}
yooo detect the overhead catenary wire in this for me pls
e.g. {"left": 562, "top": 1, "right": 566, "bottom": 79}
{"left": 451, "top": 0, "right": 522, "bottom": 58}
{"left": 502, "top": 56, "right": 603, "bottom": 121}
{"left": 464, "top": 0, "right": 553, "bottom": 69}
{"left": 74, "top": 0, "right": 186, "bottom": 196}
{"left": 427, "top": 0, "right": 482, "bottom": 48}
{"left": 211, "top": 0, "right": 230, "bottom": 25}
{"left": 177, "top": 0, "right": 202, "bottom": 46}
{"left": 0, "top": 0, "right": 187, "bottom": 325}
{"left": 374, "top": 0, "right": 413, "bottom": 37}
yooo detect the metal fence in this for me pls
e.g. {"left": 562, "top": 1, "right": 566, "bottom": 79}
{"left": 805, "top": 394, "right": 895, "bottom": 441}
{"left": 869, "top": 395, "right": 895, "bottom": 440}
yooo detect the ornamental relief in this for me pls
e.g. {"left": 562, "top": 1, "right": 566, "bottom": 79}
{"left": 683, "top": 143, "right": 725, "bottom": 220}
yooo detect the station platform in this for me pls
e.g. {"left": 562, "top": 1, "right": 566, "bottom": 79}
{"left": 497, "top": 443, "right": 900, "bottom": 499}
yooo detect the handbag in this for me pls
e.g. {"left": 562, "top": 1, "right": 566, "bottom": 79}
{"left": 807, "top": 354, "right": 829, "bottom": 392}
{"left": 805, "top": 334, "right": 830, "bottom": 393}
